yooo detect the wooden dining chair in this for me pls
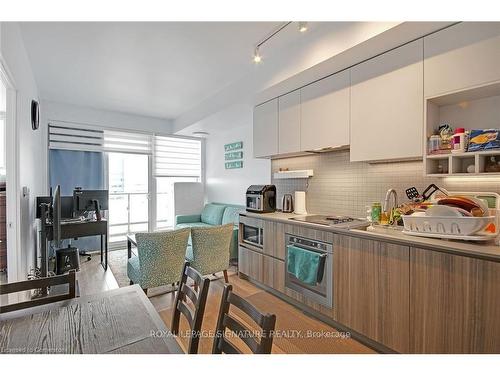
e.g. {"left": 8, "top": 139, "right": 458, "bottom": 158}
{"left": 212, "top": 284, "right": 276, "bottom": 354}
{"left": 170, "top": 261, "right": 210, "bottom": 354}
{"left": 0, "top": 270, "right": 76, "bottom": 313}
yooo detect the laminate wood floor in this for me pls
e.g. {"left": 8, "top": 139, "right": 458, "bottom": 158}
{"left": 76, "top": 253, "right": 375, "bottom": 354}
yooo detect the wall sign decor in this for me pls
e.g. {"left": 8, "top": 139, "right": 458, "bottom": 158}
{"left": 225, "top": 160, "right": 243, "bottom": 169}
{"left": 225, "top": 151, "right": 243, "bottom": 161}
{"left": 224, "top": 141, "right": 243, "bottom": 152}
{"left": 224, "top": 141, "right": 243, "bottom": 169}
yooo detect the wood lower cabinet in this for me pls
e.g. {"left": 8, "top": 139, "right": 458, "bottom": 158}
{"left": 410, "top": 247, "right": 500, "bottom": 353}
{"left": 334, "top": 234, "right": 410, "bottom": 353}
{"left": 263, "top": 256, "right": 285, "bottom": 293}
{"left": 238, "top": 246, "right": 264, "bottom": 283}
{"left": 239, "top": 217, "right": 500, "bottom": 353}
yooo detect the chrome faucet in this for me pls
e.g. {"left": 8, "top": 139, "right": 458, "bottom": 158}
{"left": 383, "top": 189, "right": 398, "bottom": 213}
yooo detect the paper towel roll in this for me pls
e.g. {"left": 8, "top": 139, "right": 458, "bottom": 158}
{"left": 294, "top": 191, "right": 307, "bottom": 215}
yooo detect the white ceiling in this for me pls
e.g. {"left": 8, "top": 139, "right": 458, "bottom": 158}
{"left": 19, "top": 22, "right": 401, "bottom": 130}
{"left": 19, "top": 22, "right": 283, "bottom": 120}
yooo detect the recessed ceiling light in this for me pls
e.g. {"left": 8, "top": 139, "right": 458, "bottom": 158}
{"left": 192, "top": 131, "right": 209, "bottom": 137}
{"left": 298, "top": 22, "right": 308, "bottom": 33}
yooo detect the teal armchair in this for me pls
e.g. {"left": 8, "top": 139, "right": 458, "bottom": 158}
{"left": 127, "top": 228, "right": 190, "bottom": 293}
{"left": 186, "top": 224, "right": 234, "bottom": 282}
{"left": 175, "top": 203, "right": 244, "bottom": 260}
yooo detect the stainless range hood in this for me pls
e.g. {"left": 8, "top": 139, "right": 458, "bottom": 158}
{"left": 305, "top": 144, "right": 350, "bottom": 154}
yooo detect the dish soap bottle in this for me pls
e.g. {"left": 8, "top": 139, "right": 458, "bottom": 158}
{"left": 371, "top": 202, "right": 381, "bottom": 224}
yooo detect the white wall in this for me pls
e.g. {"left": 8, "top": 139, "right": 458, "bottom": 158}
{"left": 1, "top": 22, "right": 42, "bottom": 280}
{"left": 204, "top": 104, "right": 270, "bottom": 205}
{"left": 41, "top": 100, "right": 173, "bottom": 135}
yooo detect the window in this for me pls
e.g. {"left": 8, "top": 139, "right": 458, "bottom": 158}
{"left": 153, "top": 136, "right": 202, "bottom": 229}
{"left": 46, "top": 122, "right": 203, "bottom": 237}
{"left": 108, "top": 153, "right": 150, "bottom": 242}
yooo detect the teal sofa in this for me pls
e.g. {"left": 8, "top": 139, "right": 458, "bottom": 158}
{"left": 175, "top": 203, "right": 244, "bottom": 260}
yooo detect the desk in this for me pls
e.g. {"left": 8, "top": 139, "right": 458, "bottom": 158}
{"left": 40, "top": 219, "right": 108, "bottom": 277}
{"left": 0, "top": 285, "right": 183, "bottom": 354}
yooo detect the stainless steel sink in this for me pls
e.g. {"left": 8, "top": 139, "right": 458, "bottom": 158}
{"left": 355, "top": 224, "right": 404, "bottom": 235}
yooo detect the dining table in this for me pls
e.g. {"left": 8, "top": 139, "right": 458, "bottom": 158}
{"left": 0, "top": 284, "right": 183, "bottom": 354}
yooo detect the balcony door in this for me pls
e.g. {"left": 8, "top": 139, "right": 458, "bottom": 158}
{"left": 108, "top": 152, "right": 150, "bottom": 246}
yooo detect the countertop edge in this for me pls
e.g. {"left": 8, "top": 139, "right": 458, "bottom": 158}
{"left": 239, "top": 211, "right": 500, "bottom": 262}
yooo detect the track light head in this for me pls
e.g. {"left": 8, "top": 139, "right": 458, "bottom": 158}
{"left": 253, "top": 47, "right": 262, "bottom": 63}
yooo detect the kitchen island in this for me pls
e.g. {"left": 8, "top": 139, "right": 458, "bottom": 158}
{"left": 238, "top": 211, "right": 500, "bottom": 354}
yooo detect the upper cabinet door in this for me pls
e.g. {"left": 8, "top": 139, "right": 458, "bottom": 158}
{"left": 350, "top": 39, "right": 423, "bottom": 162}
{"left": 300, "top": 70, "right": 350, "bottom": 151}
{"left": 278, "top": 90, "right": 301, "bottom": 154}
{"left": 424, "top": 22, "right": 500, "bottom": 98}
{"left": 253, "top": 98, "right": 279, "bottom": 158}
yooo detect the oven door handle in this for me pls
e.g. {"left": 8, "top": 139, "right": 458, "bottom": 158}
{"left": 316, "top": 254, "right": 327, "bottom": 284}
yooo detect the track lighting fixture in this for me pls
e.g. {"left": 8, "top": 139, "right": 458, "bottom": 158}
{"left": 252, "top": 21, "right": 309, "bottom": 64}
{"left": 253, "top": 47, "right": 262, "bottom": 63}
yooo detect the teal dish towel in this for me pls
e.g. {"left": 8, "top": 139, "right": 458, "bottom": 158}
{"left": 286, "top": 245, "right": 321, "bottom": 286}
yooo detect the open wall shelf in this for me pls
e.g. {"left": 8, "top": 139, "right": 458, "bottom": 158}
{"left": 424, "top": 80, "right": 500, "bottom": 177}
{"left": 425, "top": 150, "right": 500, "bottom": 176}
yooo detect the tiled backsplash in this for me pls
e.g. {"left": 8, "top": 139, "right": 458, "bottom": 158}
{"left": 272, "top": 150, "right": 500, "bottom": 218}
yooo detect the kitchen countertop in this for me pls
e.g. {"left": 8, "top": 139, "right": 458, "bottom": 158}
{"left": 240, "top": 211, "right": 500, "bottom": 262}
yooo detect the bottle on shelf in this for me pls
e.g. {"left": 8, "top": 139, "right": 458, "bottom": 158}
{"left": 451, "top": 127, "right": 466, "bottom": 153}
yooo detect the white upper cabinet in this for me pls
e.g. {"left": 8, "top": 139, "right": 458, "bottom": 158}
{"left": 350, "top": 39, "right": 424, "bottom": 162}
{"left": 300, "top": 70, "right": 350, "bottom": 151}
{"left": 424, "top": 22, "right": 500, "bottom": 98}
{"left": 278, "top": 90, "right": 301, "bottom": 154}
{"left": 253, "top": 98, "right": 279, "bottom": 158}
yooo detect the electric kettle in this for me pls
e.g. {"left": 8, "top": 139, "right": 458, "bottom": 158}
{"left": 282, "top": 194, "right": 294, "bottom": 213}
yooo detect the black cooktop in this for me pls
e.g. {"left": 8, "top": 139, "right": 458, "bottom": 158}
{"left": 289, "top": 215, "right": 365, "bottom": 227}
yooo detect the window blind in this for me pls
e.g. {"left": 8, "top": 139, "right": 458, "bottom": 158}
{"left": 48, "top": 124, "right": 104, "bottom": 152}
{"left": 49, "top": 123, "right": 152, "bottom": 155}
{"left": 154, "top": 135, "right": 201, "bottom": 177}
{"left": 103, "top": 129, "right": 152, "bottom": 154}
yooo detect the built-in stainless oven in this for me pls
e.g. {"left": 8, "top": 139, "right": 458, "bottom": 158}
{"left": 285, "top": 234, "right": 333, "bottom": 308}
{"left": 240, "top": 216, "right": 264, "bottom": 248}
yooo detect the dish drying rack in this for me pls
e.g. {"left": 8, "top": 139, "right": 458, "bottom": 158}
{"left": 402, "top": 191, "right": 500, "bottom": 242}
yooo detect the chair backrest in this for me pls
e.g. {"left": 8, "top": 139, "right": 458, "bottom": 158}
{"left": 171, "top": 261, "right": 210, "bottom": 354}
{"left": 190, "top": 224, "right": 233, "bottom": 275}
{"left": 135, "top": 228, "right": 190, "bottom": 285}
{"left": 0, "top": 270, "right": 76, "bottom": 313}
{"left": 212, "top": 284, "right": 276, "bottom": 354}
